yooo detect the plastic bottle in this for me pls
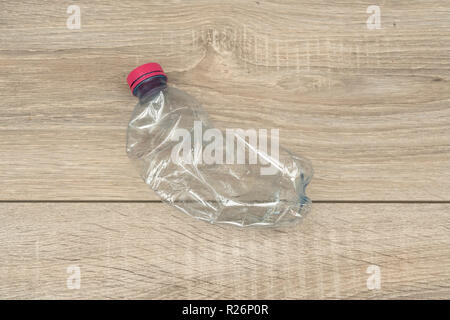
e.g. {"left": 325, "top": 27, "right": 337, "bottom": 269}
{"left": 126, "top": 63, "right": 313, "bottom": 227}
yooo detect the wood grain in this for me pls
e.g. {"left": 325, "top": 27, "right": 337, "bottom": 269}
{"left": 0, "top": 1, "right": 449, "bottom": 200}
{"left": 0, "top": 0, "right": 449, "bottom": 300}
{"left": 0, "top": 203, "right": 449, "bottom": 299}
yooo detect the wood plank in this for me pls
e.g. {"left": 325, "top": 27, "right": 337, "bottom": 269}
{"left": 0, "top": 203, "right": 449, "bottom": 299}
{"left": 1, "top": 1, "right": 449, "bottom": 200}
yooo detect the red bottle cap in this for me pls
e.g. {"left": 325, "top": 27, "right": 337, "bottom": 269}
{"left": 126, "top": 63, "right": 167, "bottom": 94}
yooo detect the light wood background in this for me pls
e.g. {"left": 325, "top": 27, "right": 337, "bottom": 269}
{"left": 0, "top": 0, "right": 449, "bottom": 299}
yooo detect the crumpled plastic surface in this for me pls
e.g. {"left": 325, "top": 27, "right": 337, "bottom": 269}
{"left": 127, "top": 86, "right": 313, "bottom": 227}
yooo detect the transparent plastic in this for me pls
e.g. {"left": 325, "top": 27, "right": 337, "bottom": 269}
{"left": 126, "top": 77, "right": 313, "bottom": 227}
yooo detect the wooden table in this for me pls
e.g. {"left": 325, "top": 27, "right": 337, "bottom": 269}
{"left": 0, "top": 1, "right": 449, "bottom": 299}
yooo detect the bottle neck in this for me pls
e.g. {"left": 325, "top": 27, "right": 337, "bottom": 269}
{"left": 134, "top": 76, "right": 167, "bottom": 101}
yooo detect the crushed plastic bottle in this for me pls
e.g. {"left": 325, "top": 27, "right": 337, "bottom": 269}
{"left": 126, "top": 63, "right": 313, "bottom": 227}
